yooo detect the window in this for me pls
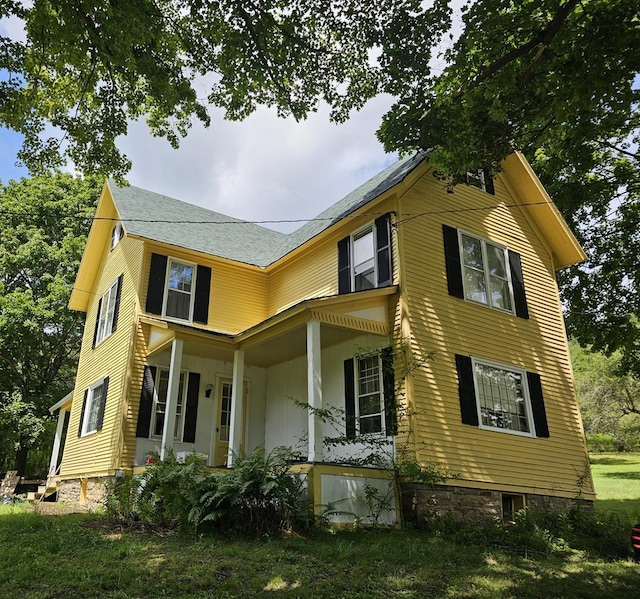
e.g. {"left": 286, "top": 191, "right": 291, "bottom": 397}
{"left": 93, "top": 276, "right": 122, "bottom": 347}
{"left": 465, "top": 169, "right": 495, "bottom": 194}
{"left": 459, "top": 231, "right": 514, "bottom": 313}
{"left": 443, "top": 226, "right": 529, "bottom": 319}
{"left": 356, "top": 354, "right": 385, "bottom": 435}
{"left": 151, "top": 369, "right": 187, "bottom": 440}
{"left": 79, "top": 377, "right": 109, "bottom": 436}
{"left": 472, "top": 358, "right": 532, "bottom": 435}
{"left": 136, "top": 366, "right": 200, "bottom": 443}
{"left": 146, "top": 253, "right": 211, "bottom": 325}
{"left": 337, "top": 214, "right": 392, "bottom": 294}
{"left": 353, "top": 226, "right": 376, "bottom": 291}
{"left": 502, "top": 494, "right": 525, "bottom": 521}
{"left": 164, "top": 259, "right": 195, "bottom": 321}
{"left": 110, "top": 223, "right": 124, "bottom": 250}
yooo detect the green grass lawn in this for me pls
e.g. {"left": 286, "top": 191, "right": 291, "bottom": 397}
{"left": 0, "top": 502, "right": 638, "bottom": 599}
{"left": 1, "top": 455, "right": 639, "bottom": 599}
{"left": 591, "top": 452, "right": 640, "bottom": 518}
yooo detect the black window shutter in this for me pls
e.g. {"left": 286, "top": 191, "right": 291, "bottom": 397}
{"left": 111, "top": 274, "right": 124, "bottom": 333}
{"left": 375, "top": 213, "right": 392, "bottom": 287}
{"left": 146, "top": 253, "right": 167, "bottom": 315}
{"left": 483, "top": 169, "right": 495, "bottom": 195}
{"left": 456, "top": 354, "right": 479, "bottom": 426}
{"left": 381, "top": 347, "right": 397, "bottom": 436}
{"left": 77, "top": 389, "right": 88, "bottom": 437}
{"left": 136, "top": 366, "right": 156, "bottom": 438}
{"left": 193, "top": 266, "right": 211, "bottom": 324}
{"left": 338, "top": 236, "right": 352, "bottom": 294}
{"left": 527, "top": 371, "right": 549, "bottom": 437}
{"left": 443, "top": 225, "right": 464, "bottom": 299}
{"left": 183, "top": 372, "right": 200, "bottom": 443}
{"left": 96, "top": 376, "right": 109, "bottom": 432}
{"left": 344, "top": 358, "right": 356, "bottom": 439}
{"left": 508, "top": 250, "right": 530, "bottom": 319}
{"left": 92, "top": 296, "right": 103, "bottom": 349}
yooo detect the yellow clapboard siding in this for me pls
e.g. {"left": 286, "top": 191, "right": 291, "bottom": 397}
{"left": 397, "top": 171, "right": 593, "bottom": 498}
{"left": 60, "top": 236, "right": 144, "bottom": 477}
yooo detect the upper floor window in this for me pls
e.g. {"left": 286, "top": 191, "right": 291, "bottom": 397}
{"left": 93, "top": 275, "right": 123, "bottom": 348}
{"left": 465, "top": 169, "right": 495, "bottom": 194}
{"left": 79, "top": 377, "right": 109, "bottom": 437}
{"left": 338, "top": 214, "right": 392, "bottom": 294}
{"left": 459, "top": 232, "right": 513, "bottom": 313}
{"left": 146, "top": 253, "right": 211, "bottom": 325}
{"left": 111, "top": 223, "right": 124, "bottom": 250}
{"left": 442, "top": 225, "right": 529, "bottom": 319}
{"left": 164, "top": 259, "right": 195, "bottom": 321}
{"left": 352, "top": 225, "right": 376, "bottom": 291}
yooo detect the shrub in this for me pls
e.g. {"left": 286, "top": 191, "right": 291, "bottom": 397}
{"left": 192, "top": 446, "right": 310, "bottom": 536}
{"left": 105, "top": 447, "right": 310, "bottom": 536}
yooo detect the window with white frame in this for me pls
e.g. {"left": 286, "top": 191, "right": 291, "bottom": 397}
{"left": 459, "top": 231, "right": 514, "bottom": 313}
{"left": 151, "top": 369, "right": 187, "bottom": 440}
{"left": 81, "top": 379, "right": 106, "bottom": 436}
{"left": 111, "top": 223, "right": 124, "bottom": 250}
{"left": 472, "top": 358, "right": 532, "bottom": 435}
{"left": 164, "top": 259, "right": 195, "bottom": 321}
{"left": 352, "top": 225, "right": 376, "bottom": 291}
{"left": 95, "top": 278, "right": 120, "bottom": 346}
{"left": 466, "top": 169, "right": 486, "bottom": 191}
{"left": 356, "top": 354, "right": 385, "bottom": 434}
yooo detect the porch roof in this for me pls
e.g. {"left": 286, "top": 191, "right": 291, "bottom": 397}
{"left": 143, "top": 286, "right": 398, "bottom": 367}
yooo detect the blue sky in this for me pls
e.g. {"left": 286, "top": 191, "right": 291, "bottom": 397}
{"left": 0, "top": 127, "right": 27, "bottom": 182}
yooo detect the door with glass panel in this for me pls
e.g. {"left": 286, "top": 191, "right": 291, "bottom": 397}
{"left": 214, "top": 379, "right": 247, "bottom": 466}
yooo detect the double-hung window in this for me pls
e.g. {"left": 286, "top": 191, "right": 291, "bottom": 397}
{"left": 356, "top": 354, "right": 385, "bottom": 435}
{"left": 111, "top": 223, "right": 124, "bottom": 250}
{"left": 164, "top": 259, "right": 195, "bottom": 321}
{"left": 79, "top": 377, "right": 109, "bottom": 437}
{"left": 93, "top": 275, "right": 123, "bottom": 348}
{"left": 151, "top": 369, "right": 187, "bottom": 440}
{"left": 472, "top": 358, "right": 533, "bottom": 435}
{"left": 352, "top": 226, "right": 376, "bottom": 291}
{"left": 94, "top": 278, "right": 121, "bottom": 346}
{"left": 337, "top": 214, "right": 392, "bottom": 294}
{"left": 459, "top": 231, "right": 513, "bottom": 313}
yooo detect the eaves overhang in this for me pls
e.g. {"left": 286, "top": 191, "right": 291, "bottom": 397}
{"left": 503, "top": 152, "right": 586, "bottom": 269}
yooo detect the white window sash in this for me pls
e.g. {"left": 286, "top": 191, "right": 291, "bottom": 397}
{"left": 162, "top": 258, "right": 196, "bottom": 322}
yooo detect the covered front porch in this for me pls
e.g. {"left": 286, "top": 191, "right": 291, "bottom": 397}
{"left": 135, "top": 288, "right": 400, "bottom": 523}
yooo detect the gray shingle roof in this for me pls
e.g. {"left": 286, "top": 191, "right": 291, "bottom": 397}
{"left": 109, "top": 152, "right": 423, "bottom": 267}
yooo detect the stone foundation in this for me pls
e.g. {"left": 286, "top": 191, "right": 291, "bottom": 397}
{"left": 57, "top": 477, "right": 113, "bottom": 510}
{"left": 401, "top": 482, "right": 592, "bottom": 524}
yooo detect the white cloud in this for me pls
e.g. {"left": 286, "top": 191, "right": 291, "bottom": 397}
{"left": 119, "top": 96, "right": 397, "bottom": 233}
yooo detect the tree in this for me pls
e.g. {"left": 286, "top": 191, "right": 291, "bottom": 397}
{"left": 1, "top": 1, "right": 638, "bottom": 370}
{"left": 0, "top": 172, "right": 101, "bottom": 475}
{"left": 571, "top": 340, "right": 640, "bottom": 451}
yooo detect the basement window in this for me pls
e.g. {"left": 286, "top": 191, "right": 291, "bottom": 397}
{"left": 502, "top": 493, "right": 525, "bottom": 521}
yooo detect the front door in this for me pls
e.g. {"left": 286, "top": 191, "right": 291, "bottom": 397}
{"left": 213, "top": 379, "right": 247, "bottom": 466}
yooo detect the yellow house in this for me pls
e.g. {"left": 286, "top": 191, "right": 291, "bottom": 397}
{"left": 47, "top": 151, "right": 594, "bottom": 522}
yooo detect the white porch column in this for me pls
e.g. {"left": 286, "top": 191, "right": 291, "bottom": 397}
{"left": 307, "top": 320, "right": 323, "bottom": 462}
{"left": 227, "top": 349, "right": 245, "bottom": 467}
{"left": 160, "top": 338, "right": 183, "bottom": 461}
{"left": 48, "top": 409, "right": 67, "bottom": 476}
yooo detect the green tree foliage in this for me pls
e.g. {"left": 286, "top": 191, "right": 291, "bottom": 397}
{"left": 2, "top": 1, "right": 638, "bottom": 369}
{"left": 570, "top": 340, "right": 640, "bottom": 451}
{"left": 0, "top": 172, "right": 101, "bottom": 474}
